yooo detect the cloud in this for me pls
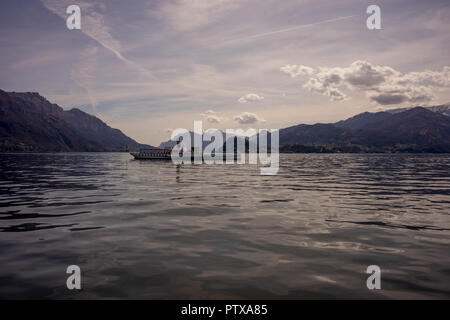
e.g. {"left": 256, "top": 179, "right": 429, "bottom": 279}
{"left": 154, "top": 0, "right": 241, "bottom": 31}
{"left": 224, "top": 15, "right": 356, "bottom": 44}
{"left": 200, "top": 110, "right": 225, "bottom": 123}
{"left": 367, "top": 85, "right": 435, "bottom": 106}
{"left": 280, "top": 64, "right": 314, "bottom": 78}
{"left": 342, "top": 61, "right": 397, "bottom": 89}
{"left": 233, "top": 112, "right": 265, "bottom": 124}
{"left": 368, "top": 93, "right": 406, "bottom": 105}
{"left": 205, "top": 115, "right": 222, "bottom": 123}
{"left": 41, "top": 0, "right": 155, "bottom": 80}
{"left": 303, "top": 77, "right": 347, "bottom": 101}
{"left": 70, "top": 46, "right": 99, "bottom": 113}
{"left": 238, "top": 93, "right": 264, "bottom": 103}
{"left": 281, "top": 60, "right": 450, "bottom": 105}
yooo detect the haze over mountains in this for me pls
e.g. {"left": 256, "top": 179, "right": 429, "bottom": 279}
{"left": 1, "top": 90, "right": 449, "bottom": 153}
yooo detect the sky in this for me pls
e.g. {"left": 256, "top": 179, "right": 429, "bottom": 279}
{"left": 1, "top": 0, "right": 450, "bottom": 145}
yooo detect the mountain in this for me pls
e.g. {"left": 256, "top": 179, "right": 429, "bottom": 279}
{"left": 334, "top": 111, "right": 392, "bottom": 130}
{"left": 382, "top": 104, "right": 450, "bottom": 116}
{"left": 0, "top": 90, "right": 151, "bottom": 152}
{"left": 351, "top": 107, "right": 450, "bottom": 148}
{"left": 159, "top": 130, "right": 237, "bottom": 151}
{"left": 58, "top": 108, "right": 147, "bottom": 151}
{"left": 427, "top": 104, "right": 450, "bottom": 117}
{"left": 4, "top": 89, "right": 446, "bottom": 153}
{"left": 279, "top": 107, "right": 450, "bottom": 153}
{"left": 279, "top": 123, "right": 351, "bottom": 145}
{"left": 156, "top": 105, "right": 450, "bottom": 153}
{"left": 159, "top": 131, "right": 214, "bottom": 149}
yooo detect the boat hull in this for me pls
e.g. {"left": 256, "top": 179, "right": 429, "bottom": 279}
{"left": 130, "top": 151, "right": 241, "bottom": 161}
{"left": 130, "top": 152, "right": 171, "bottom": 160}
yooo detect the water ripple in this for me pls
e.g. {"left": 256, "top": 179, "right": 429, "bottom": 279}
{"left": 0, "top": 153, "right": 449, "bottom": 299}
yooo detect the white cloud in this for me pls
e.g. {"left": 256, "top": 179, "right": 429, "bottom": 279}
{"left": 205, "top": 115, "right": 222, "bottom": 123}
{"left": 233, "top": 112, "right": 265, "bottom": 124}
{"left": 282, "top": 60, "right": 450, "bottom": 105}
{"left": 200, "top": 110, "right": 225, "bottom": 123}
{"left": 238, "top": 93, "right": 264, "bottom": 103}
{"left": 280, "top": 64, "right": 314, "bottom": 78}
{"left": 303, "top": 76, "right": 347, "bottom": 101}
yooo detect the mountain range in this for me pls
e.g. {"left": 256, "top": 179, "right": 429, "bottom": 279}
{"left": 279, "top": 106, "right": 450, "bottom": 152}
{"left": 1, "top": 90, "right": 449, "bottom": 153}
{"left": 0, "top": 90, "right": 151, "bottom": 152}
{"left": 159, "top": 105, "right": 450, "bottom": 153}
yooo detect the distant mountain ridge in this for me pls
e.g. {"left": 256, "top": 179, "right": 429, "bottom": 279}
{"left": 2, "top": 89, "right": 449, "bottom": 153}
{"left": 383, "top": 104, "right": 450, "bottom": 116}
{"left": 334, "top": 111, "right": 392, "bottom": 130}
{"left": 279, "top": 106, "right": 450, "bottom": 153}
{"left": 158, "top": 105, "right": 450, "bottom": 153}
{"left": 0, "top": 90, "right": 151, "bottom": 152}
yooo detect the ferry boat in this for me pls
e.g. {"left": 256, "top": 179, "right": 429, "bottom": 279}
{"left": 130, "top": 147, "right": 241, "bottom": 161}
{"left": 130, "top": 147, "right": 171, "bottom": 160}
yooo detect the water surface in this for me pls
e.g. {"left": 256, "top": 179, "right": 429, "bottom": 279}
{"left": 0, "top": 153, "right": 449, "bottom": 299}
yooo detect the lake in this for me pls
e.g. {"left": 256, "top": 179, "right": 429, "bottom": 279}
{"left": 0, "top": 153, "right": 449, "bottom": 299}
